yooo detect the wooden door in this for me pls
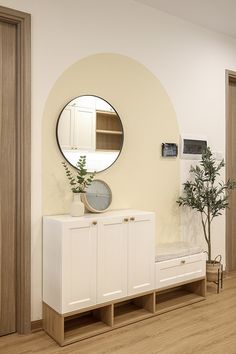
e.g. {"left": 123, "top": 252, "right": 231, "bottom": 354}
{"left": 127, "top": 214, "right": 155, "bottom": 295}
{"left": 226, "top": 71, "right": 236, "bottom": 271}
{"left": 0, "top": 6, "right": 31, "bottom": 335}
{"left": 97, "top": 216, "right": 127, "bottom": 304}
{"left": 0, "top": 20, "right": 17, "bottom": 335}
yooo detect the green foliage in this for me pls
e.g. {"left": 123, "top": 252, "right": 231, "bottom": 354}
{"left": 62, "top": 156, "right": 95, "bottom": 193}
{"left": 177, "top": 147, "right": 236, "bottom": 261}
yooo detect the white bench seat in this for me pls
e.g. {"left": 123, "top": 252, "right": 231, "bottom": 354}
{"left": 155, "top": 242, "right": 206, "bottom": 289}
{"left": 155, "top": 241, "right": 203, "bottom": 262}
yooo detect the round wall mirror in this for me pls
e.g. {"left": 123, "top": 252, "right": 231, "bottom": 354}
{"left": 56, "top": 95, "right": 124, "bottom": 172}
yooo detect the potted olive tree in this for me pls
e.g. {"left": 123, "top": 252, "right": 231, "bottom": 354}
{"left": 62, "top": 155, "right": 95, "bottom": 216}
{"left": 177, "top": 147, "right": 236, "bottom": 280}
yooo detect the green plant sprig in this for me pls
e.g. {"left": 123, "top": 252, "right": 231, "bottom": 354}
{"left": 62, "top": 155, "right": 95, "bottom": 193}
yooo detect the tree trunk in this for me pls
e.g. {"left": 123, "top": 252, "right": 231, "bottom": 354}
{"left": 207, "top": 206, "right": 211, "bottom": 261}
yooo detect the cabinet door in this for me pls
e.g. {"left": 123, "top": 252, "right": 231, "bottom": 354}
{"left": 57, "top": 106, "right": 74, "bottom": 149}
{"left": 97, "top": 217, "right": 127, "bottom": 303}
{"left": 62, "top": 221, "right": 97, "bottom": 313}
{"left": 128, "top": 214, "right": 155, "bottom": 295}
{"left": 73, "top": 107, "right": 95, "bottom": 150}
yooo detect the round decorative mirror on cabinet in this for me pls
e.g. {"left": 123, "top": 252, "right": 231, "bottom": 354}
{"left": 56, "top": 95, "right": 124, "bottom": 173}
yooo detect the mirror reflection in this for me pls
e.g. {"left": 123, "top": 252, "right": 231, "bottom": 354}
{"left": 56, "top": 95, "right": 124, "bottom": 172}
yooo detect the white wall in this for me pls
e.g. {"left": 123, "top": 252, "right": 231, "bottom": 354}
{"left": 1, "top": 0, "right": 236, "bottom": 320}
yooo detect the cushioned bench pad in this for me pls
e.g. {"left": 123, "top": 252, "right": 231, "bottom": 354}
{"left": 155, "top": 241, "right": 203, "bottom": 262}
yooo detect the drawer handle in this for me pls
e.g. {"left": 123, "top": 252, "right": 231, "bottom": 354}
{"left": 181, "top": 260, "right": 186, "bottom": 264}
{"left": 130, "top": 217, "right": 135, "bottom": 221}
{"left": 92, "top": 221, "right": 97, "bottom": 226}
{"left": 124, "top": 218, "right": 129, "bottom": 222}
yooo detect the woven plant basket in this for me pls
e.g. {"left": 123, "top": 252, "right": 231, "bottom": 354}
{"left": 206, "top": 255, "right": 222, "bottom": 282}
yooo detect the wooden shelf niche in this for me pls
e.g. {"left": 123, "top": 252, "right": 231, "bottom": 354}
{"left": 113, "top": 293, "right": 154, "bottom": 327}
{"left": 64, "top": 306, "right": 112, "bottom": 345}
{"left": 43, "top": 277, "right": 206, "bottom": 347}
{"left": 96, "top": 110, "right": 123, "bottom": 151}
{"left": 43, "top": 303, "right": 112, "bottom": 346}
{"left": 155, "top": 278, "right": 206, "bottom": 315}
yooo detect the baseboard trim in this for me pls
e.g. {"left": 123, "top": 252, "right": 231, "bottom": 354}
{"left": 31, "top": 320, "right": 43, "bottom": 333}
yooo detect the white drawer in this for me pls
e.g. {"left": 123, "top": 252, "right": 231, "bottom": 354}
{"left": 156, "top": 253, "right": 206, "bottom": 289}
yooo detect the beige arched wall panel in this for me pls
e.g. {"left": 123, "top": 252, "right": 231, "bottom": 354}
{"left": 42, "top": 53, "right": 180, "bottom": 242}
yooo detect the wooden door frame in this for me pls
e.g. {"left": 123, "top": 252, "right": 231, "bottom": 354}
{"left": 225, "top": 69, "right": 236, "bottom": 271}
{"left": 0, "top": 6, "right": 31, "bottom": 334}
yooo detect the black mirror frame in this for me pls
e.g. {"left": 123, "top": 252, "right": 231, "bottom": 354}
{"left": 56, "top": 95, "right": 124, "bottom": 173}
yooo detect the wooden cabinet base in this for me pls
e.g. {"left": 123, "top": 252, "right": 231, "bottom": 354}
{"left": 43, "top": 277, "right": 206, "bottom": 346}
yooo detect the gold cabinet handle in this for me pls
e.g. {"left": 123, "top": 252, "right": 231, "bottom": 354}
{"left": 130, "top": 217, "right": 135, "bottom": 221}
{"left": 124, "top": 218, "right": 129, "bottom": 222}
{"left": 181, "top": 260, "right": 186, "bottom": 264}
{"left": 92, "top": 221, "right": 97, "bottom": 226}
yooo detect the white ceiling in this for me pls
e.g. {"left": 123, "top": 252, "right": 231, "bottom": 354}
{"left": 135, "top": 0, "right": 236, "bottom": 38}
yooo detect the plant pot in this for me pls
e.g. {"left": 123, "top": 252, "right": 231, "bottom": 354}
{"left": 70, "top": 193, "right": 85, "bottom": 217}
{"left": 206, "top": 261, "right": 221, "bottom": 282}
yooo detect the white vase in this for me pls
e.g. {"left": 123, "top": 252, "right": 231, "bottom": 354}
{"left": 70, "top": 193, "right": 85, "bottom": 217}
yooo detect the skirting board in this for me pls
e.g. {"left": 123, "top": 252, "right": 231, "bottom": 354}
{"left": 31, "top": 320, "right": 43, "bottom": 333}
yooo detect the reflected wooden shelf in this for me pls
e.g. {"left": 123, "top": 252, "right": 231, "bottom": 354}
{"left": 96, "top": 109, "right": 123, "bottom": 151}
{"left": 96, "top": 110, "right": 117, "bottom": 116}
{"left": 96, "top": 129, "right": 123, "bottom": 135}
{"left": 96, "top": 149, "right": 120, "bottom": 152}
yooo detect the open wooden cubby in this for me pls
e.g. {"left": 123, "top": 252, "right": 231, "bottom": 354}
{"left": 43, "top": 277, "right": 206, "bottom": 346}
{"left": 64, "top": 306, "right": 112, "bottom": 345}
{"left": 155, "top": 278, "right": 206, "bottom": 315}
{"left": 113, "top": 293, "right": 154, "bottom": 327}
{"left": 43, "top": 303, "right": 112, "bottom": 346}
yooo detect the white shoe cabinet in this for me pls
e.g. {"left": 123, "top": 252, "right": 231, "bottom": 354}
{"left": 43, "top": 210, "right": 206, "bottom": 346}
